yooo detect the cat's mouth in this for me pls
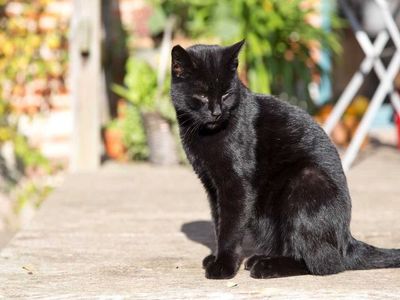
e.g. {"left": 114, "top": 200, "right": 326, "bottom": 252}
{"left": 203, "top": 114, "right": 231, "bottom": 131}
{"left": 205, "top": 121, "right": 219, "bottom": 129}
{"left": 204, "top": 118, "right": 228, "bottom": 131}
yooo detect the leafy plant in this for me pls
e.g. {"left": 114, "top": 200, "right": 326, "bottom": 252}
{"left": 0, "top": 0, "right": 63, "bottom": 223}
{"left": 112, "top": 57, "right": 177, "bottom": 160}
{"left": 0, "top": 0, "right": 68, "bottom": 112}
{"left": 122, "top": 105, "right": 149, "bottom": 160}
{"left": 105, "top": 105, "right": 149, "bottom": 160}
{"left": 113, "top": 57, "right": 158, "bottom": 112}
{"left": 149, "top": 0, "right": 342, "bottom": 110}
{"left": 14, "top": 180, "right": 53, "bottom": 214}
{"left": 0, "top": 94, "right": 52, "bottom": 221}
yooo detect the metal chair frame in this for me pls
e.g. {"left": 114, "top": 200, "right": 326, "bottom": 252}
{"left": 324, "top": 0, "right": 400, "bottom": 171}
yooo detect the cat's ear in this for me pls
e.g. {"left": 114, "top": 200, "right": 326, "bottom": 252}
{"left": 224, "top": 40, "right": 245, "bottom": 71}
{"left": 171, "top": 45, "right": 194, "bottom": 78}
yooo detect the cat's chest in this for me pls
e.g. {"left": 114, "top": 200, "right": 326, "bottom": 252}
{"left": 188, "top": 135, "right": 230, "bottom": 163}
{"left": 186, "top": 129, "right": 255, "bottom": 176}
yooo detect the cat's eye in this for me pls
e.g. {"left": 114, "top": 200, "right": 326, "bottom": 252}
{"left": 193, "top": 94, "right": 208, "bottom": 103}
{"left": 221, "top": 93, "right": 230, "bottom": 101}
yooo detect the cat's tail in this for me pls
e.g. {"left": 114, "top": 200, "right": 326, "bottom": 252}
{"left": 344, "top": 238, "right": 400, "bottom": 270}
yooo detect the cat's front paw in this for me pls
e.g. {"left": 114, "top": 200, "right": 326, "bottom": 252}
{"left": 202, "top": 254, "right": 216, "bottom": 269}
{"left": 205, "top": 255, "right": 240, "bottom": 279}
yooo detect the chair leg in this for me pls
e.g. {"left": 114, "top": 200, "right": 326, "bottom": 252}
{"left": 342, "top": 52, "right": 400, "bottom": 171}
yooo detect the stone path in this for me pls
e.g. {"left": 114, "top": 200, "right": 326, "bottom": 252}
{"left": 1, "top": 147, "right": 400, "bottom": 299}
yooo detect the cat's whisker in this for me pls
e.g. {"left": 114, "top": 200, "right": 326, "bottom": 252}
{"left": 178, "top": 118, "right": 194, "bottom": 127}
{"left": 181, "top": 122, "right": 197, "bottom": 142}
{"left": 183, "top": 121, "right": 201, "bottom": 144}
{"left": 188, "top": 123, "right": 200, "bottom": 143}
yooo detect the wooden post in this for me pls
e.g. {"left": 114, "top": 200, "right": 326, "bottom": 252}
{"left": 70, "top": 0, "right": 102, "bottom": 171}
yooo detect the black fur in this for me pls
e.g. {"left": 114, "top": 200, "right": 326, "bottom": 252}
{"left": 170, "top": 41, "right": 400, "bottom": 279}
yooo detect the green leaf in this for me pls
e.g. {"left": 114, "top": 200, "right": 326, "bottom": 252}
{"left": 148, "top": 6, "right": 168, "bottom": 35}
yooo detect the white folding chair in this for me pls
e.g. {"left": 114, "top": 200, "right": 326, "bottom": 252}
{"left": 324, "top": 0, "right": 400, "bottom": 171}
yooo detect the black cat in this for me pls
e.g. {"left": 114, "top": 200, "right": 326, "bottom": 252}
{"left": 170, "top": 40, "right": 400, "bottom": 279}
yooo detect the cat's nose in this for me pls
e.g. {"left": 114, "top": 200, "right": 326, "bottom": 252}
{"left": 211, "top": 105, "right": 222, "bottom": 118}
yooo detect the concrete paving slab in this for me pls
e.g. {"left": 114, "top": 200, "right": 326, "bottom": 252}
{"left": 1, "top": 147, "right": 400, "bottom": 299}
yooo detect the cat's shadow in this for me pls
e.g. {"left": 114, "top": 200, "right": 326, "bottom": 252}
{"left": 181, "top": 220, "right": 310, "bottom": 278}
{"left": 181, "top": 221, "right": 216, "bottom": 252}
{"left": 181, "top": 220, "right": 253, "bottom": 256}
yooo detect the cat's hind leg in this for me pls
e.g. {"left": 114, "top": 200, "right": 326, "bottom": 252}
{"left": 282, "top": 165, "right": 349, "bottom": 276}
{"left": 300, "top": 242, "right": 346, "bottom": 275}
{"left": 247, "top": 256, "right": 309, "bottom": 279}
{"left": 244, "top": 254, "right": 268, "bottom": 270}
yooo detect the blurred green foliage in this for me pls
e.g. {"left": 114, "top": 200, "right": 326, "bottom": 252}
{"left": 0, "top": 96, "right": 51, "bottom": 212}
{"left": 112, "top": 57, "right": 177, "bottom": 160}
{"left": 149, "top": 0, "right": 342, "bottom": 108}
{"left": 113, "top": 58, "right": 158, "bottom": 112}
{"left": 108, "top": 0, "right": 342, "bottom": 163}
{"left": 0, "top": 0, "right": 68, "bottom": 100}
{"left": 0, "top": 100, "right": 48, "bottom": 172}
{"left": 113, "top": 57, "right": 176, "bottom": 120}
{"left": 105, "top": 107, "right": 149, "bottom": 160}
{"left": 122, "top": 105, "right": 149, "bottom": 160}
{"left": 0, "top": 0, "right": 66, "bottom": 216}
{"left": 15, "top": 181, "right": 53, "bottom": 213}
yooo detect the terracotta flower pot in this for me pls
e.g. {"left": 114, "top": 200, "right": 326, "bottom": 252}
{"left": 104, "top": 128, "right": 125, "bottom": 160}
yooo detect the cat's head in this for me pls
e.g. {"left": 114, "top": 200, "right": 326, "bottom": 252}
{"left": 170, "top": 40, "right": 245, "bottom": 131}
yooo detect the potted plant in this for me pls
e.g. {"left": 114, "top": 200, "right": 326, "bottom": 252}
{"left": 104, "top": 118, "right": 125, "bottom": 161}
{"left": 113, "top": 57, "right": 178, "bottom": 165}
